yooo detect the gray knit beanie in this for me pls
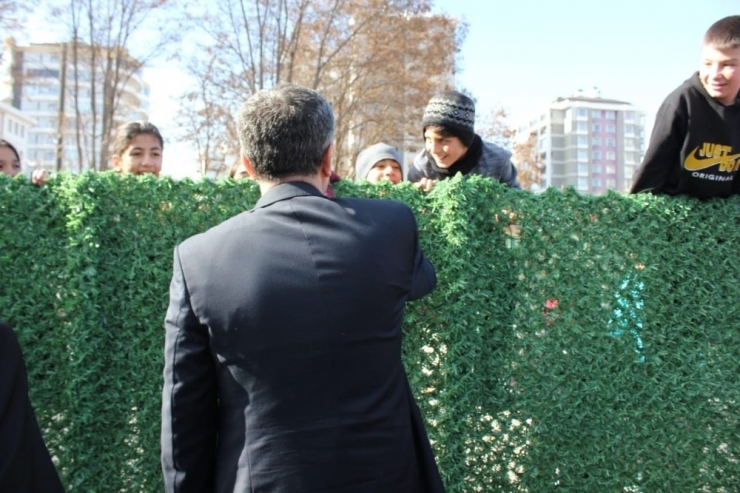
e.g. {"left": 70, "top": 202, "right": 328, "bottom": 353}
{"left": 421, "top": 90, "right": 476, "bottom": 147}
{"left": 354, "top": 143, "right": 403, "bottom": 181}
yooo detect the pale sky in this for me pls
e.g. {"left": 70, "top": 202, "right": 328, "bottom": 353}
{"left": 21, "top": 2, "right": 740, "bottom": 178}
{"left": 432, "top": 0, "right": 738, "bottom": 126}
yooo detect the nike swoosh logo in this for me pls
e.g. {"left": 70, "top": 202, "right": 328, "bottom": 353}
{"left": 684, "top": 146, "right": 740, "bottom": 171}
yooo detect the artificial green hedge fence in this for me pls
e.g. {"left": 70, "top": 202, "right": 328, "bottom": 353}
{"left": 2, "top": 172, "right": 739, "bottom": 492}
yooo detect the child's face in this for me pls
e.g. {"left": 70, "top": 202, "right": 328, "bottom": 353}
{"left": 366, "top": 159, "right": 402, "bottom": 185}
{"left": 0, "top": 146, "right": 21, "bottom": 177}
{"left": 112, "top": 134, "right": 163, "bottom": 177}
{"left": 424, "top": 129, "right": 468, "bottom": 169}
{"left": 699, "top": 43, "right": 740, "bottom": 105}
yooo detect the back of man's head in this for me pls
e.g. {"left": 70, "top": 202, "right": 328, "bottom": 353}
{"left": 704, "top": 15, "right": 740, "bottom": 50}
{"left": 236, "top": 84, "right": 335, "bottom": 181}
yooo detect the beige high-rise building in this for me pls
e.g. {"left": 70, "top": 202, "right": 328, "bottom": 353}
{"left": 1, "top": 38, "right": 150, "bottom": 172}
{"left": 515, "top": 89, "right": 646, "bottom": 194}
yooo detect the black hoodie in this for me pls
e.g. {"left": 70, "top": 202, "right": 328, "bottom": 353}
{"left": 631, "top": 72, "right": 740, "bottom": 198}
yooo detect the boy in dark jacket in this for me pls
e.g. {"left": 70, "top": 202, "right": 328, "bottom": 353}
{"left": 631, "top": 16, "right": 740, "bottom": 198}
{"left": 408, "top": 91, "right": 520, "bottom": 192}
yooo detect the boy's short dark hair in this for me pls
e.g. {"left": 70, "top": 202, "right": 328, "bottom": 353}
{"left": 704, "top": 16, "right": 740, "bottom": 50}
{"left": 424, "top": 125, "right": 458, "bottom": 140}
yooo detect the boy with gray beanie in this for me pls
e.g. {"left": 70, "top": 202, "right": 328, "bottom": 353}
{"left": 354, "top": 143, "right": 404, "bottom": 185}
{"left": 408, "top": 90, "right": 520, "bottom": 190}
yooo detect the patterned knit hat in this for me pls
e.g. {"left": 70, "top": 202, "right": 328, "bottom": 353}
{"left": 422, "top": 90, "right": 476, "bottom": 147}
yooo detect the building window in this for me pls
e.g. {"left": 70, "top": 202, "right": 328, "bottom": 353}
{"left": 24, "top": 53, "right": 42, "bottom": 64}
{"left": 606, "top": 124, "right": 616, "bottom": 133}
{"left": 624, "top": 124, "right": 634, "bottom": 136}
{"left": 577, "top": 136, "right": 588, "bottom": 146}
{"left": 577, "top": 122, "right": 588, "bottom": 132}
{"left": 607, "top": 178, "right": 616, "bottom": 188}
{"left": 26, "top": 68, "right": 60, "bottom": 79}
{"left": 606, "top": 151, "right": 616, "bottom": 160}
{"left": 592, "top": 177, "right": 602, "bottom": 187}
{"left": 577, "top": 108, "right": 587, "bottom": 118}
{"left": 624, "top": 111, "right": 634, "bottom": 121}
{"left": 605, "top": 111, "right": 616, "bottom": 119}
{"left": 625, "top": 139, "right": 635, "bottom": 150}
{"left": 606, "top": 165, "right": 616, "bottom": 174}
{"left": 591, "top": 110, "right": 601, "bottom": 118}
{"left": 592, "top": 137, "right": 601, "bottom": 146}
{"left": 592, "top": 164, "right": 602, "bottom": 173}
{"left": 625, "top": 166, "right": 634, "bottom": 178}
{"left": 578, "top": 177, "right": 588, "bottom": 189}
{"left": 578, "top": 164, "right": 588, "bottom": 174}
{"left": 593, "top": 123, "right": 601, "bottom": 133}
{"left": 593, "top": 151, "right": 602, "bottom": 160}
{"left": 606, "top": 138, "right": 616, "bottom": 147}
{"left": 578, "top": 149, "right": 588, "bottom": 161}
{"left": 625, "top": 153, "right": 636, "bottom": 165}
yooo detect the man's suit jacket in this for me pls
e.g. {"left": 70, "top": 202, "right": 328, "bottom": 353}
{"left": 161, "top": 181, "right": 443, "bottom": 492}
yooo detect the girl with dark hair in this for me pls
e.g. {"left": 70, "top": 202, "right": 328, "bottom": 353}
{"left": 0, "top": 139, "right": 22, "bottom": 177}
{"left": 110, "top": 121, "right": 164, "bottom": 176}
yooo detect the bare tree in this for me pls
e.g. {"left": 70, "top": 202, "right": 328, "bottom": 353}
{"left": 512, "top": 134, "right": 545, "bottom": 191}
{"left": 477, "top": 105, "right": 512, "bottom": 149}
{"left": 178, "top": 0, "right": 466, "bottom": 178}
{"left": 0, "top": 0, "right": 30, "bottom": 32}
{"left": 478, "top": 105, "right": 545, "bottom": 191}
{"left": 47, "top": 0, "right": 178, "bottom": 171}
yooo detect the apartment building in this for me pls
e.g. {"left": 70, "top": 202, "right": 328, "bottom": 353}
{"left": 1, "top": 38, "right": 150, "bottom": 172}
{"left": 0, "top": 101, "right": 34, "bottom": 166}
{"left": 516, "top": 89, "right": 646, "bottom": 194}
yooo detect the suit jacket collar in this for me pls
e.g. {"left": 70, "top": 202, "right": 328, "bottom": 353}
{"left": 253, "top": 181, "right": 325, "bottom": 210}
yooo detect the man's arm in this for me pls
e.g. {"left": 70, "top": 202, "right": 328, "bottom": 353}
{"left": 630, "top": 99, "right": 685, "bottom": 194}
{"left": 407, "top": 210, "right": 437, "bottom": 301}
{"left": 161, "top": 246, "right": 218, "bottom": 493}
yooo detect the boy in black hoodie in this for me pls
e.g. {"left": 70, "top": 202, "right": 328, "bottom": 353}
{"left": 631, "top": 16, "right": 740, "bottom": 198}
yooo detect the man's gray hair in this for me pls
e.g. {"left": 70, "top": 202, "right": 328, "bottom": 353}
{"left": 236, "top": 84, "right": 335, "bottom": 180}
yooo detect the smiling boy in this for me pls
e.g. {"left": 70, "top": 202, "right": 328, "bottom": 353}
{"left": 631, "top": 16, "right": 740, "bottom": 198}
{"left": 407, "top": 90, "right": 520, "bottom": 191}
{"left": 354, "top": 143, "right": 404, "bottom": 185}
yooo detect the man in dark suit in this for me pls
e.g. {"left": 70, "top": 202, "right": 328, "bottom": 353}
{"left": 161, "top": 84, "right": 443, "bottom": 492}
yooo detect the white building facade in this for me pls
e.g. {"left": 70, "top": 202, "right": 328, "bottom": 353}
{"left": 516, "top": 90, "right": 646, "bottom": 194}
{"left": 1, "top": 38, "right": 150, "bottom": 172}
{"left": 0, "top": 101, "right": 34, "bottom": 166}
